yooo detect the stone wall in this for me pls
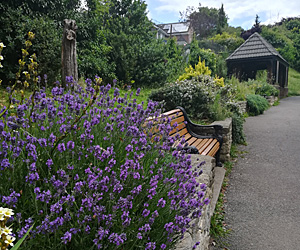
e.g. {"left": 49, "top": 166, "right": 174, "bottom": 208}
{"left": 265, "top": 96, "right": 278, "bottom": 106}
{"left": 174, "top": 119, "right": 232, "bottom": 250}
{"left": 211, "top": 118, "right": 232, "bottom": 162}
{"left": 174, "top": 155, "right": 215, "bottom": 250}
{"left": 236, "top": 101, "right": 247, "bottom": 114}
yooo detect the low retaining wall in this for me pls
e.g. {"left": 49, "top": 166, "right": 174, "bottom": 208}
{"left": 265, "top": 96, "right": 278, "bottom": 106}
{"left": 174, "top": 119, "right": 232, "bottom": 250}
{"left": 174, "top": 155, "right": 215, "bottom": 250}
{"left": 236, "top": 101, "right": 247, "bottom": 114}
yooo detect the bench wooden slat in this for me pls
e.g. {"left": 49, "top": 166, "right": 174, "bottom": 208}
{"left": 184, "top": 133, "right": 192, "bottom": 141}
{"left": 202, "top": 139, "right": 218, "bottom": 155}
{"left": 198, "top": 139, "right": 214, "bottom": 154}
{"left": 207, "top": 141, "right": 220, "bottom": 156}
{"left": 170, "top": 115, "right": 185, "bottom": 126}
{"left": 163, "top": 109, "right": 181, "bottom": 116}
{"left": 191, "top": 138, "right": 206, "bottom": 150}
{"left": 169, "top": 122, "right": 186, "bottom": 136}
{"left": 178, "top": 128, "right": 188, "bottom": 137}
{"left": 186, "top": 137, "right": 197, "bottom": 146}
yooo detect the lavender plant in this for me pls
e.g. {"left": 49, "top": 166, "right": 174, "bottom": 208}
{"left": 0, "top": 73, "right": 208, "bottom": 250}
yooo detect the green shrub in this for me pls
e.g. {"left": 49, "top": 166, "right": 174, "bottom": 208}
{"left": 246, "top": 94, "right": 269, "bottom": 116}
{"left": 149, "top": 78, "right": 214, "bottom": 119}
{"left": 225, "top": 77, "right": 256, "bottom": 101}
{"left": 231, "top": 111, "right": 246, "bottom": 144}
{"left": 255, "top": 83, "right": 279, "bottom": 96}
{"left": 149, "top": 75, "right": 231, "bottom": 120}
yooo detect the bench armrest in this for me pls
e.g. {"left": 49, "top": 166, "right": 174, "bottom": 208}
{"left": 175, "top": 106, "right": 223, "bottom": 138}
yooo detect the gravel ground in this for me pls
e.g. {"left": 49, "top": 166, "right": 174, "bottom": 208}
{"left": 213, "top": 96, "right": 300, "bottom": 250}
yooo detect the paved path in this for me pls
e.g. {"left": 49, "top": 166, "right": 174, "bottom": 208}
{"left": 219, "top": 96, "right": 300, "bottom": 250}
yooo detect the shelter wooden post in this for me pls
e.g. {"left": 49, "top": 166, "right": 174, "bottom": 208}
{"left": 276, "top": 60, "right": 279, "bottom": 84}
{"left": 61, "top": 19, "right": 78, "bottom": 87}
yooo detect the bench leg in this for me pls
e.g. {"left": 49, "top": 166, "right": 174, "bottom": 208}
{"left": 216, "top": 149, "right": 222, "bottom": 167}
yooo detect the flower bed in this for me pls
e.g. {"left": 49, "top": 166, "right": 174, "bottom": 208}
{"left": 0, "top": 79, "right": 208, "bottom": 249}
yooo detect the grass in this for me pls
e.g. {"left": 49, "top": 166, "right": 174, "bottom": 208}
{"left": 288, "top": 68, "right": 300, "bottom": 96}
{"left": 210, "top": 144, "right": 240, "bottom": 248}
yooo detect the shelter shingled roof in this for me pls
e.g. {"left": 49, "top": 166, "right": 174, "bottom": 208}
{"left": 226, "top": 32, "right": 288, "bottom": 64}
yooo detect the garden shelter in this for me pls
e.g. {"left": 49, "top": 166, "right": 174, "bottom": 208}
{"left": 226, "top": 32, "right": 289, "bottom": 97}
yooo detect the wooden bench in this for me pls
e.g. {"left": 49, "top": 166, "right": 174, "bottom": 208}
{"left": 148, "top": 107, "right": 223, "bottom": 166}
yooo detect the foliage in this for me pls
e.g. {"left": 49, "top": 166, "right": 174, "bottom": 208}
{"left": 255, "top": 83, "right": 279, "bottom": 96}
{"left": 246, "top": 94, "right": 269, "bottom": 116}
{"left": 231, "top": 111, "right": 246, "bottom": 144}
{"left": 132, "top": 38, "right": 185, "bottom": 87}
{"left": 210, "top": 32, "right": 244, "bottom": 52}
{"left": 261, "top": 26, "right": 296, "bottom": 66}
{"left": 0, "top": 4, "right": 61, "bottom": 85}
{"left": 76, "top": 17, "right": 115, "bottom": 82}
{"left": 149, "top": 75, "right": 230, "bottom": 120}
{"left": 225, "top": 77, "right": 256, "bottom": 101}
{"left": 179, "top": 58, "right": 211, "bottom": 81}
{"left": 189, "top": 38, "right": 217, "bottom": 75}
{"left": 104, "top": 0, "right": 153, "bottom": 85}
{"left": 180, "top": 4, "right": 228, "bottom": 38}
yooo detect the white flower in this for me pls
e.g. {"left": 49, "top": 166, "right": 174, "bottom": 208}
{"left": 4, "top": 235, "right": 16, "bottom": 246}
{"left": 0, "top": 207, "right": 6, "bottom": 215}
{"left": 0, "top": 42, "right": 6, "bottom": 48}
{"left": 0, "top": 55, "right": 3, "bottom": 60}
{"left": 3, "top": 208, "right": 14, "bottom": 217}
{"left": 0, "top": 214, "right": 5, "bottom": 221}
{"left": 2, "top": 226, "right": 13, "bottom": 235}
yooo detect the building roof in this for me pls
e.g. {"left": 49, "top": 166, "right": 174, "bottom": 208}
{"left": 158, "top": 22, "right": 190, "bottom": 34}
{"left": 226, "top": 32, "right": 288, "bottom": 64}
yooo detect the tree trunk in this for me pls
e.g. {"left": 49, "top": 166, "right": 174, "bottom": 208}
{"left": 61, "top": 19, "right": 78, "bottom": 87}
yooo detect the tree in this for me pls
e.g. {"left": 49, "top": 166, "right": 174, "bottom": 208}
{"left": 180, "top": 3, "right": 228, "bottom": 38}
{"left": 217, "top": 4, "right": 228, "bottom": 34}
{"left": 241, "top": 14, "right": 262, "bottom": 40}
{"left": 103, "top": 0, "right": 154, "bottom": 84}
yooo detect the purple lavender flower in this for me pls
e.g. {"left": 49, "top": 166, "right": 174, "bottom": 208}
{"left": 61, "top": 231, "right": 72, "bottom": 244}
{"left": 57, "top": 143, "right": 66, "bottom": 152}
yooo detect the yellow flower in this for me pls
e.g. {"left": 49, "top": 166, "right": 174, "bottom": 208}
{"left": 25, "top": 40, "right": 32, "bottom": 48}
{"left": 18, "top": 59, "right": 25, "bottom": 67}
{"left": 22, "top": 49, "right": 29, "bottom": 57}
{"left": 24, "top": 81, "right": 29, "bottom": 88}
{"left": 31, "top": 53, "right": 37, "bottom": 61}
{"left": 0, "top": 55, "right": 3, "bottom": 60}
{"left": 28, "top": 31, "right": 35, "bottom": 40}
{"left": 95, "top": 77, "right": 103, "bottom": 85}
{"left": 0, "top": 63, "right": 2, "bottom": 68}
{"left": 0, "top": 42, "right": 5, "bottom": 49}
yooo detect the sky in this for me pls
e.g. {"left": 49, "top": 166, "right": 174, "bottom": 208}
{"left": 144, "top": 0, "right": 300, "bottom": 29}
